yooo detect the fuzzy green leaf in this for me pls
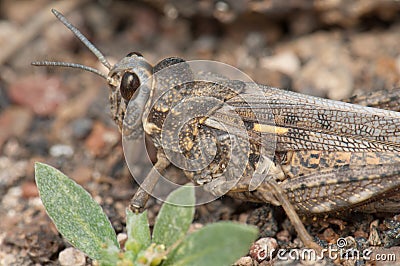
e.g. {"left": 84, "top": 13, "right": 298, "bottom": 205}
{"left": 125, "top": 209, "right": 151, "bottom": 252}
{"left": 163, "top": 222, "right": 258, "bottom": 266}
{"left": 34, "top": 162, "right": 119, "bottom": 260}
{"left": 98, "top": 241, "right": 120, "bottom": 266}
{"left": 152, "top": 185, "right": 195, "bottom": 247}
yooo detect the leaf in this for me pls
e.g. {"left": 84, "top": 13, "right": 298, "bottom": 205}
{"left": 152, "top": 185, "right": 195, "bottom": 247}
{"left": 163, "top": 222, "right": 258, "bottom": 266}
{"left": 125, "top": 209, "right": 151, "bottom": 253}
{"left": 98, "top": 241, "right": 120, "bottom": 266}
{"left": 34, "top": 162, "right": 119, "bottom": 260}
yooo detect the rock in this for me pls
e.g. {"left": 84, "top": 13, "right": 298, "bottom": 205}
{"left": 1, "top": 203, "right": 62, "bottom": 264}
{"left": 52, "top": 85, "right": 99, "bottom": 142}
{"left": 69, "top": 166, "right": 93, "bottom": 185}
{"left": 249, "top": 237, "right": 278, "bottom": 262}
{"left": 396, "top": 54, "right": 400, "bottom": 75}
{"left": 70, "top": 118, "right": 93, "bottom": 139}
{"left": 58, "top": 247, "right": 86, "bottom": 266}
{"left": 3, "top": 138, "right": 25, "bottom": 158}
{"left": 1, "top": 0, "right": 46, "bottom": 24}
{"left": 1, "top": 186, "right": 22, "bottom": 210}
{"left": 8, "top": 75, "right": 67, "bottom": 116}
{"left": 0, "top": 81, "right": 10, "bottom": 110}
{"left": 247, "top": 206, "right": 278, "bottom": 238}
{"left": 49, "top": 144, "right": 74, "bottom": 158}
{"left": 260, "top": 51, "right": 301, "bottom": 76}
{"left": 0, "top": 253, "right": 31, "bottom": 266}
{"left": 233, "top": 256, "right": 254, "bottom": 266}
{"left": 0, "top": 21, "right": 17, "bottom": 55}
{"left": 294, "top": 58, "right": 353, "bottom": 99}
{"left": 0, "top": 106, "right": 33, "bottom": 149}
{"left": 117, "top": 233, "right": 127, "bottom": 247}
{"left": 85, "top": 122, "right": 120, "bottom": 157}
{"left": 368, "top": 220, "right": 382, "bottom": 246}
{"left": 21, "top": 181, "right": 39, "bottom": 199}
{"left": 289, "top": 12, "right": 318, "bottom": 35}
{"left": 276, "top": 229, "right": 291, "bottom": 243}
{"left": 25, "top": 133, "right": 49, "bottom": 157}
{"left": 187, "top": 223, "right": 203, "bottom": 234}
{"left": 320, "top": 228, "right": 339, "bottom": 244}
{"left": 0, "top": 158, "right": 27, "bottom": 189}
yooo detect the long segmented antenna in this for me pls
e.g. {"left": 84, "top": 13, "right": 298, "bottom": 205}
{"left": 32, "top": 9, "right": 111, "bottom": 79}
{"left": 51, "top": 9, "right": 111, "bottom": 69}
{"left": 31, "top": 61, "right": 108, "bottom": 79}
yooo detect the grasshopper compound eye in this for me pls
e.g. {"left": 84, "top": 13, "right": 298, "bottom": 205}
{"left": 120, "top": 72, "right": 141, "bottom": 101}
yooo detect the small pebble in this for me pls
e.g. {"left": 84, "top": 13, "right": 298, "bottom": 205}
{"left": 276, "top": 229, "right": 291, "bottom": 243}
{"left": 69, "top": 166, "right": 93, "bottom": 185}
{"left": 21, "top": 181, "right": 39, "bottom": 199}
{"left": 0, "top": 82, "right": 10, "bottom": 110}
{"left": 233, "top": 256, "right": 254, "bottom": 266}
{"left": 260, "top": 51, "right": 301, "bottom": 76}
{"left": 8, "top": 76, "right": 67, "bottom": 116}
{"left": 58, "top": 247, "right": 86, "bottom": 266}
{"left": 85, "top": 122, "right": 120, "bottom": 157}
{"left": 49, "top": 144, "right": 74, "bottom": 158}
{"left": 117, "top": 233, "right": 128, "bottom": 247}
{"left": 26, "top": 134, "right": 49, "bottom": 156}
{"left": 238, "top": 213, "right": 249, "bottom": 223}
{"left": 0, "top": 107, "right": 33, "bottom": 149}
{"left": 1, "top": 186, "right": 22, "bottom": 210}
{"left": 249, "top": 237, "right": 278, "bottom": 262}
{"left": 396, "top": 54, "right": 400, "bottom": 75}
{"left": 188, "top": 223, "right": 203, "bottom": 234}
{"left": 368, "top": 220, "right": 382, "bottom": 246}
{"left": 295, "top": 58, "right": 353, "bottom": 99}
{"left": 71, "top": 118, "right": 93, "bottom": 139}
{"left": 0, "top": 254, "right": 19, "bottom": 266}
{"left": 321, "top": 228, "right": 339, "bottom": 244}
{"left": 3, "top": 138, "right": 23, "bottom": 158}
{"left": 0, "top": 157, "right": 27, "bottom": 187}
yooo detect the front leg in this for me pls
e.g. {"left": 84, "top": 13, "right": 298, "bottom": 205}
{"left": 130, "top": 151, "right": 170, "bottom": 212}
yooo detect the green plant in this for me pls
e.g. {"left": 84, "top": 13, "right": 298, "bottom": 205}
{"left": 35, "top": 162, "right": 258, "bottom": 265}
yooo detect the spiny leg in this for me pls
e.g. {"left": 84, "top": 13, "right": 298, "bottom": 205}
{"left": 130, "top": 151, "right": 170, "bottom": 212}
{"left": 266, "top": 180, "right": 323, "bottom": 253}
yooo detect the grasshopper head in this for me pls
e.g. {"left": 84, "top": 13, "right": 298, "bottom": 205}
{"left": 107, "top": 52, "right": 152, "bottom": 132}
{"left": 32, "top": 10, "right": 153, "bottom": 137}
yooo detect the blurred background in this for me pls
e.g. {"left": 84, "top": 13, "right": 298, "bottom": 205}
{"left": 1, "top": 0, "right": 400, "bottom": 264}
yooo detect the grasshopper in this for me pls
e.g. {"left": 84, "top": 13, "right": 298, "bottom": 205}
{"left": 33, "top": 9, "right": 400, "bottom": 252}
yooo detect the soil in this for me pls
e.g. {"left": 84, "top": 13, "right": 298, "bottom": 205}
{"left": 1, "top": 0, "right": 400, "bottom": 265}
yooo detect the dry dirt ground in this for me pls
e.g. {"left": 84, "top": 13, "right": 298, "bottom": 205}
{"left": 1, "top": 0, "right": 400, "bottom": 265}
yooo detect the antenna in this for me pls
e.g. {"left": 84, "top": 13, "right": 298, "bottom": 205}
{"left": 32, "top": 9, "right": 110, "bottom": 79}
{"left": 31, "top": 61, "right": 108, "bottom": 79}
{"left": 51, "top": 9, "right": 111, "bottom": 69}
